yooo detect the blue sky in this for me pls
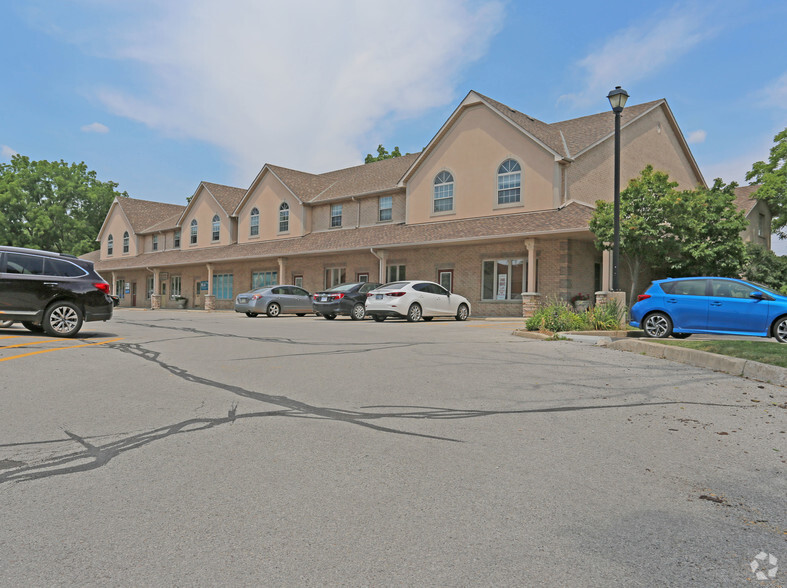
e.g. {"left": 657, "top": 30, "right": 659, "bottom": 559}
{"left": 2, "top": 1, "right": 786, "bottom": 247}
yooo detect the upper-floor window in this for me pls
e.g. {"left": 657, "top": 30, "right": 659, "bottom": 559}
{"left": 190, "top": 219, "right": 198, "bottom": 244}
{"left": 379, "top": 196, "right": 392, "bottom": 222}
{"left": 433, "top": 171, "right": 454, "bottom": 213}
{"left": 497, "top": 159, "right": 521, "bottom": 205}
{"left": 330, "top": 204, "right": 342, "bottom": 228}
{"left": 174, "top": 230, "right": 181, "bottom": 248}
{"left": 250, "top": 207, "right": 260, "bottom": 236}
{"left": 279, "top": 202, "right": 289, "bottom": 233}
{"left": 212, "top": 215, "right": 221, "bottom": 241}
{"left": 152, "top": 235, "right": 158, "bottom": 251}
{"left": 123, "top": 231, "right": 129, "bottom": 254}
{"left": 107, "top": 234, "right": 114, "bottom": 256}
{"left": 758, "top": 214, "right": 765, "bottom": 237}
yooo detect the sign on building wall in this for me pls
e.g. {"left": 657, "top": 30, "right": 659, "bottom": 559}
{"left": 496, "top": 274, "right": 507, "bottom": 300}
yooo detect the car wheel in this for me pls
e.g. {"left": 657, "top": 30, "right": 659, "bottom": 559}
{"left": 422, "top": 316, "right": 433, "bottom": 322}
{"left": 773, "top": 316, "right": 787, "bottom": 343}
{"left": 43, "top": 301, "right": 83, "bottom": 337}
{"left": 245, "top": 312, "right": 258, "bottom": 318}
{"left": 643, "top": 312, "right": 672, "bottom": 338}
{"left": 406, "top": 303, "right": 422, "bottom": 322}
{"left": 672, "top": 333, "right": 691, "bottom": 339}
{"left": 373, "top": 315, "right": 386, "bottom": 322}
{"left": 22, "top": 321, "right": 44, "bottom": 333}
{"left": 455, "top": 303, "right": 469, "bottom": 322}
{"left": 267, "top": 302, "right": 281, "bottom": 317}
{"left": 0, "top": 320, "right": 13, "bottom": 328}
{"left": 350, "top": 304, "right": 365, "bottom": 321}
{"left": 324, "top": 314, "right": 336, "bottom": 320}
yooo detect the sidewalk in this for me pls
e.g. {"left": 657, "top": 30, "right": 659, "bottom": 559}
{"left": 512, "top": 328, "right": 787, "bottom": 386}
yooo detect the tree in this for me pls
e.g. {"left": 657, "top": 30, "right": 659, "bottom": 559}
{"left": 0, "top": 155, "right": 127, "bottom": 256}
{"left": 741, "top": 242, "right": 787, "bottom": 293}
{"left": 746, "top": 127, "right": 787, "bottom": 238}
{"left": 364, "top": 144, "right": 402, "bottom": 164}
{"left": 590, "top": 165, "right": 747, "bottom": 302}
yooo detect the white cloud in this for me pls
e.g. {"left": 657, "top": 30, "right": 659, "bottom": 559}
{"left": 86, "top": 0, "right": 504, "bottom": 183}
{"left": 560, "top": 4, "right": 721, "bottom": 108}
{"left": 1, "top": 145, "right": 18, "bottom": 160}
{"left": 81, "top": 122, "right": 109, "bottom": 133}
{"left": 687, "top": 129, "right": 706, "bottom": 144}
{"left": 761, "top": 72, "right": 787, "bottom": 109}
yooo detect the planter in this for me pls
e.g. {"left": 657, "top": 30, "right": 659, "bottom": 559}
{"left": 573, "top": 300, "right": 590, "bottom": 312}
{"left": 175, "top": 298, "right": 188, "bottom": 309}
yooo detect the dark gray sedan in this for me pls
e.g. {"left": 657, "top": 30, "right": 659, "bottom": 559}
{"left": 234, "top": 285, "right": 313, "bottom": 317}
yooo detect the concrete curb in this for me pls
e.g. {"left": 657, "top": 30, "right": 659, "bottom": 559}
{"left": 605, "top": 339, "right": 787, "bottom": 386}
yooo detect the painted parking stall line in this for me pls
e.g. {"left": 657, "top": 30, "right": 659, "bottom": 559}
{"left": 0, "top": 338, "right": 123, "bottom": 363}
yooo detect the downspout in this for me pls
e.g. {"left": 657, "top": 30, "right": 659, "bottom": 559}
{"left": 351, "top": 196, "right": 360, "bottom": 228}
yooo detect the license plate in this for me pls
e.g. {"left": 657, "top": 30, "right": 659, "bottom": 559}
{"left": 321, "top": 297, "right": 327, "bottom": 302}
{"left": 375, "top": 294, "right": 383, "bottom": 300}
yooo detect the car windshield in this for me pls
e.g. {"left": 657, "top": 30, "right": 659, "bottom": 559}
{"left": 746, "top": 280, "right": 782, "bottom": 297}
{"left": 326, "top": 283, "right": 357, "bottom": 293}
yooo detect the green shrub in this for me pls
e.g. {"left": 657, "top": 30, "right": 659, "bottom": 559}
{"left": 525, "top": 297, "right": 627, "bottom": 333}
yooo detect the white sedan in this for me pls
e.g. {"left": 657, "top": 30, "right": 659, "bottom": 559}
{"left": 365, "top": 281, "right": 471, "bottom": 322}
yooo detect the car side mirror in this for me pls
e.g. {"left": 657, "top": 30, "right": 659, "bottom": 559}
{"left": 749, "top": 291, "right": 764, "bottom": 300}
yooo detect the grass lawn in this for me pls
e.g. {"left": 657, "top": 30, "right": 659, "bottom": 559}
{"left": 657, "top": 340, "right": 787, "bottom": 368}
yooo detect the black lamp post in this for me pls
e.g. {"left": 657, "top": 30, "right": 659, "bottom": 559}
{"left": 607, "top": 86, "right": 629, "bottom": 292}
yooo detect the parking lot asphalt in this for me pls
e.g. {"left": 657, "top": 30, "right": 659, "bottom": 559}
{"left": 0, "top": 310, "right": 785, "bottom": 586}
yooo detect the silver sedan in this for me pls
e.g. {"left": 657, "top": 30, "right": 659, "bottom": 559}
{"left": 234, "top": 285, "right": 313, "bottom": 318}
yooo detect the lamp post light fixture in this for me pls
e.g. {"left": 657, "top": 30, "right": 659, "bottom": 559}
{"left": 607, "top": 86, "right": 629, "bottom": 292}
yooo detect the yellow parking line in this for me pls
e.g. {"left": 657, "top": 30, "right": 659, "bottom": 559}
{"left": 0, "top": 338, "right": 123, "bottom": 363}
{"left": 0, "top": 338, "right": 60, "bottom": 350}
{"left": 0, "top": 335, "right": 20, "bottom": 340}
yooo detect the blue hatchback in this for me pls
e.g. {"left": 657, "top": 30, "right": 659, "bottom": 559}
{"left": 630, "top": 277, "right": 787, "bottom": 342}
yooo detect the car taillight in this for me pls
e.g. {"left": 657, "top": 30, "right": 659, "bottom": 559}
{"left": 367, "top": 292, "right": 375, "bottom": 297}
{"left": 385, "top": 292, "right": 406, "bottom": 297}
{"left": 636, "top": 294, "right": 651, "bottom": 302}
{"left": 94, "top": 282, "right": 110, "bottom": 294}
{"left": 332, "top": 293, "right": 345, "bottom": 300}
{"left": 252, "top": 294, "right": 262, "bottom": 300}
{"left": 313, "top": 294, "right": 319, "bottom": 301}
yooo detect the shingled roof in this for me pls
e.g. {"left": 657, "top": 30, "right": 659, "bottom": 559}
{"left": 202, "top": 182, "right": 247, "bottom": 214}
{"left": 734, "top": 185, "right": 761, "bottom": 215}
{"left": 94, "top": 201, "right": 594, "bottom": 272}
{"left": 115, "top": 197, "right": 186, "bottom": 233}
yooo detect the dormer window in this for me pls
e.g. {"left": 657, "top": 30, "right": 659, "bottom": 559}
{"left": 107, "top": 234, "right": 114, "bottom": 256}
{"left": 174, "top": 230, "right": 181, "bottom": 248}
{"left": 330, "top": 204, "right": 342, "bottom": 228}
{"left": 212, "top": 215, "right": 220, "bottom": 241}
{"left": 152, "top": 234, "right": 158, "bottom": 251}
{"left": 123, "top": 231, "right": 129, "bottom": 254}
{"left": 497, "top": 159, "right": 521, "bottom": 205}
{"left": 279, "top": 202, "right": 289, "bottom": 233}
{"left": 250, "top": 207, "right": 260, "bottom": 236}
{"left": 433, "top": 171, "right": 454, "bottom": 213}
{"left": 190, "top": 219, "right": 198, "bottom": 244}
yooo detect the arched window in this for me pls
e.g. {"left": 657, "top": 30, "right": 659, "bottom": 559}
{"left": 433, "top": 171, "right": 454, "bottom": 213}
{"left": 123, "top": 231, "right": 129, "bottom": 254}
{"left": 250, "top": 207, "right": 259, "bottom": 236}
{"left": 497, "top": 159, "right": 521, "bottom": 205}
{"left": 107, "top": 234, "right": 114, "bottom": 256}
{"left": 279, "top": 202, "right": 289, "bottom": 233}
{"left": 212, "top": 214, "right": 221, "bottom": 241}
{"left": 190, "top": 219, "right": 198, "bottom": 244}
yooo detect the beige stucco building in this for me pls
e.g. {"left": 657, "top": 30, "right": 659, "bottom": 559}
{"left": 86, "top": 91, "right": 767, "bottom": 315}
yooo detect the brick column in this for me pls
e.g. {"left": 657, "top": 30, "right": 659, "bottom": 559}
{"left": 521, "top": 292, "right": 542, "bottom": 318}
{"left": 204, "top": 295, "right": 216, "bottom": 311}
{"left": 151, "top": 294, "right": 161, "bottom": 310}
{"left": 595, "top": 290, "right": 627, "bottom": 328}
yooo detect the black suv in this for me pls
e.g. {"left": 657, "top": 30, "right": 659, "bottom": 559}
{"left": 0, "top": 246, "right": 113, "bottom": 337}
